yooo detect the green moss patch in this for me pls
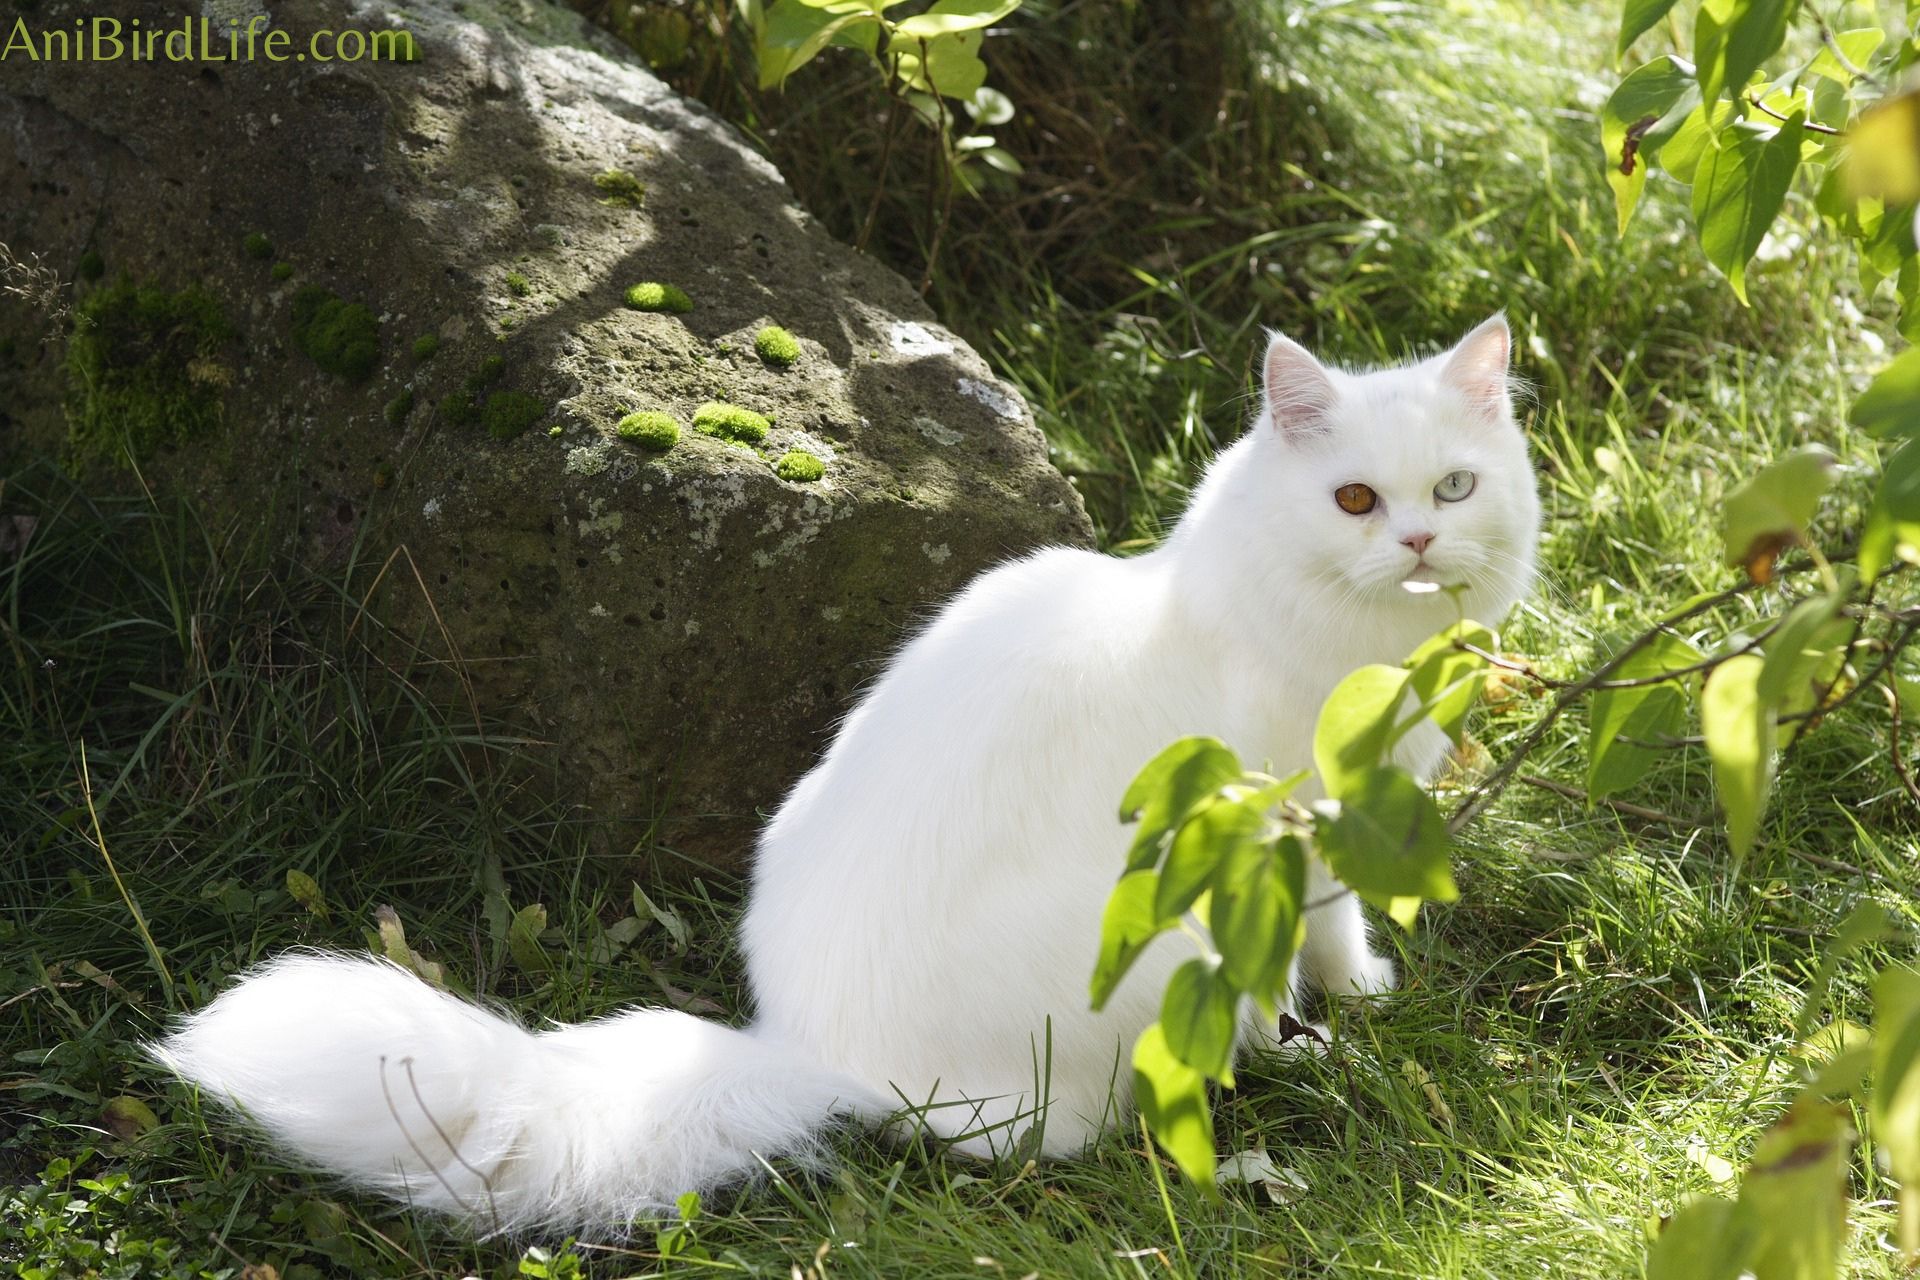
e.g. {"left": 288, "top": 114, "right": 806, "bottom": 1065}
{"left": 754, "top": 325, "right": 800, "bottom": 368}
{"left": 384, "top": 388, "right": 415, "bottom": 426}
{"left": 482, "top": 391, "right": 545, "bottom": 441}
{"left": 242, "top": 232, "right": 273, "bottom": 260}
{"left": 64, "top": 279, "right": 232, "bottom": 470}
{"left": 594, "top": 168, "right": 647, "bottom": 208}
{"left": 505, "top": 271, "right": 531, "bottom": 297}
{"left": 624, "top": 282, "right": 692, "bottom": 314}
{"left": 774, "top": 449, "right": 823, "bottom": 482}
{"left": 438, "top": 392, "right": 478, "bottom": 426}
{"left": 467, "top": 355, "right": 506, "bottom": 392}
{"left": 617, "top": 410, "right": 679, "bottom": 452}
{"left": 412, "top": 333, "right": 440, "bottom": 362}
{"left": 692, "top": 401, "right": 769, "bottom": 445}
{"left": 290, "top": 285, "right": 380, "bottom": 382}
{"left": 270, "top": 262, "right": 294, "bottom": 282}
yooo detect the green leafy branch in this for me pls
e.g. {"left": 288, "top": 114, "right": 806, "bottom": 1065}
{"left": 1093, "top": 620, "right": 1494, "bottom": 1189}
{"left": 746, "top": 0, "right": 1025, "bottom": 285}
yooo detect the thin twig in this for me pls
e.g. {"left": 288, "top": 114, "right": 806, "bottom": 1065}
{"left": 1747, "top": 94, "right": 1844, "bottom": 136}
{"left": 1448, "top": 579, "right": 1757, "bottom": 834}
{"left": 1881, "top": 680, "right": 1920, "bottom": 806}
{"left": 1516, "top": 772, "right": 1700, "bottom": 828}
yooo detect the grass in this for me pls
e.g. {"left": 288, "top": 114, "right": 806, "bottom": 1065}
{"left": 4, "top": 0, "right": 1918, "bottom": 1276}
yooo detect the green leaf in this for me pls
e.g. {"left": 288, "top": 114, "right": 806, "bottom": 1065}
{"left": 1861, "top": 439, "right": 1920, "bottom": 580}
{"left": 1757, "top": 594, "right": 1846, "bottom": 718}
{"left": 1618, "top": 0, "right": 1681, "bottom": 58}
{"left": 1646, "top": 1194, "right": 1749, "bottom": 1280}
{"left": 1160, "top": 958, "right": 1240, "bottom": 1082}
{"left": 1156, "top": 791, "right": 1264, "bottom": 922}
{"left": 1131, "top": 1022, "right": 1217, "bottom": 1191}
{"left": 1313, "top": 767, "right": 1456, "bottom": 928}
{"left": 1701, "top": 653, "right": 1776, "bottom": 862}
{"left": 1588, "top": 632, "right": 1702, "bottom": 801}
{"left": 1873, "top": 965, "right": 1920, "bottom": 1256}
{"left": 758, "top": 0, "right": 877, "bottom": 89}
{"left": 1312, "top": 664, "right": 1412, "bottom": 798}
{"left": 1119, "top": 737, "right": 1242, "bottom": 872}
{"left": 1694, "top": 0, "right": 1792, "bottom": 107}
{"left": 1602, "top": 56, "right": 1699, "bottom": 234}
{"left": 890, "top": 28, "right": 987, "bottom": 98}
{"left": 1209, "top": 834, "right": 1305, "bottom": 1007}
{"left": 1807, "top": 28, "right": 1884, "bottom": 85}
{"left": 892, "top": 0, "right": 1020, "bottom": 39}
{"left": 1692, "top": 111, "right": 1805, "bottom": 303}
{"left": 1090, "top": 869, "right": 1164, "bottom": 1010}
{"left": 285, "top": 868, "right": 329, "bottom": 921}
{"left": 1721, "top": 445, "right": 1837, "bottom": 579}
{"left": 1850, "top": 345, "right": 1920, "bottom": 439}
{"left": 1791, "top": 903, "right": 1889, "bottom": 1041}
{"left": 1661, "top": 99, "right": 1737, "bottom": 183}
{"left": 1404, "top": 620, "right": 1494, "bottom": 743}
{"left": 1737, "top": 1101, "right": 1851, "bottom": 1280}
{"left": 507, "top": 902, "right": 552, "bottom": 975}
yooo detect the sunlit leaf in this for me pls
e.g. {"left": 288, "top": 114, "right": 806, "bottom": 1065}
{"left": 1602, "top": 56, "right": 1699, "bottom": 234}
{"left": 1757, "top": 594, "right": 1846, "bottom": 719}
{"left": 757, "top": 0, "right": 876, "bottom": 89}
{"left": 1721, "top": 445, "right": 1837, "bottom": 579}
{"left": 1160, "top": 958, "right": 1239, "bottom": 1082}
{"left": 1860, "top": 439, "right": 1920, "bottom": 580}
{"left": 1090, "top": 869, "right": 1163, "bottom": 1010}
{"left": 1119, "top": 737, "right": 1242, "bottom": 872}
{"left": 1156, "top": 790, "right": 1265, "bottom": 922}
{"left": 1313, "top": 767, "right": 1456, "bottom": 928}
{"left": 1588, "top": 632, "right": 1702, "bottom": 800}
{"left": 1850, "top": 345, "right": 1920, "bottom": 439}
{"left": 1209, "top": 833, "right": 1305, "bottom": 1008}
{"left": 1131, "top": 1022, "right": 1218, "bottom": 1191}
{"left": 1738, "top": 1100, "right": 1851, "bottom": 1280}
{"left": 1873, "top": 965, "right": 1920, "bottom": 1257}
{"left": 892, "top": 0, "right": 1020, "bottom": 39}
{"left": 1807, "top": 28, "right": 1885, "bottom": 86}
{"left": 1404, "top": 620, "right": 1495, "bottom": 743}
{"left": 1694, "top": 0, "right": 1792, "bottom": 108}
{"left": 1618, "top": 0, "right": 1680, "bottom": 58}
{"left": 1645, "top": 1193, "right": 1749, "bottom": 1280}
{"left": 1701, "top": 653, "right": 1776, "bottom": 861}
{"left": 1662, "top": 99, "right": 1737, "bottom": 183}
{"left": 891, "top": 28, "right": 988, "bottom": 99}
{"left": 1692, "top": 111, "right": 1805, "bottom": 303}
{"left": 1312, "top": 665, "right": 1412, "bottom": 797}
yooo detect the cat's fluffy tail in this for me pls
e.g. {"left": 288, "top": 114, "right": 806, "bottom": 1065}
{"left": 149, "top": 952, "right": 884, "bottom": 1234}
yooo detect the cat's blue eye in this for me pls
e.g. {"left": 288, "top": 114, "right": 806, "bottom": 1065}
{"left": 1434, "top": 470, "right": 1475, "bottom": 502}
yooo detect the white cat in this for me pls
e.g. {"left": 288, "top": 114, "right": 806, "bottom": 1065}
{"left": 152, "top": 315, "right": 1540, "bottom": 1233}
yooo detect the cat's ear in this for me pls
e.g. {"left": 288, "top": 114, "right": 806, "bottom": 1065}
{"left": 1263, "top": 331, "right": 1336, "bottom": 439}
{"left": 1439, "top": 313, "right": 1512, "bottom": 417}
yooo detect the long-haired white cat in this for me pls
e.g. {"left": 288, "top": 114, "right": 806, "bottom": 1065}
{"left": 153, "top": 315, "right": 1540, "bottom": 1233}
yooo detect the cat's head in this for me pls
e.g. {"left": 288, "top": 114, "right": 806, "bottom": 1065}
{"left": 1215, "top": 315, "right": 1541, "bottom": 636}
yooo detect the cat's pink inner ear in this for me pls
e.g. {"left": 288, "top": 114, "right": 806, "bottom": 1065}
{"left": 1264, "top": 333, "right": 1335, "bottom": 438}
{"left": 1440, "top": 314, "right": 1512, "bottom": 415}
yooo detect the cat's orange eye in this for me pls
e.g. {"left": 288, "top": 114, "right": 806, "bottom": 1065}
{"left": 1334, "top": 483, "right": 1378, "bottom": 515}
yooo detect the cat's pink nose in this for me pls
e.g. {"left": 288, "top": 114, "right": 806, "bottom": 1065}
{"left": 1401, "top": 530, "right": 1435, "bottom": 554}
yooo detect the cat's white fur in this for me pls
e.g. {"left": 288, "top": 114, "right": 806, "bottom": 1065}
{"left": 152, "top": 315, "right": 1540, "bottom": 1234}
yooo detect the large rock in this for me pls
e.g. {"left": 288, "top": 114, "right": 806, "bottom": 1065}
{"left": 0, "top": 0, "right": 1091, "bottom": 869}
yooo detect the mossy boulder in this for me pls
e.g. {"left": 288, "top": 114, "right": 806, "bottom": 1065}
{"left": 0, "top": 0, "right": 1090, "bottom": 872}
